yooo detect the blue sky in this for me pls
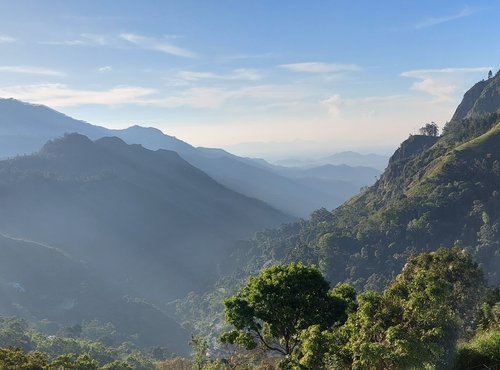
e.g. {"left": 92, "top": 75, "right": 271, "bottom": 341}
{"left": 0, "top": 0, "right": 498, "bottom": 158}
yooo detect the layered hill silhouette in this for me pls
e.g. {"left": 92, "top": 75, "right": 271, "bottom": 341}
{"left": 0, "top": 233, "right": 189, "bottom": 352}
{"left": 0, "top": 98, "right": 380, "bottom": 217}
{"left": 0, "top": 133, "right": 291, "bottom": 305}
{"left": 224, "top": 77, "right": 500, "bottom": 291}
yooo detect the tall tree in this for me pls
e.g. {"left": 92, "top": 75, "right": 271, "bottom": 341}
{"left": 220, "top": 263, "right": 346, "bottom": 363}
{"left": 419, "top": 122, "right": 439, "bottom": 136}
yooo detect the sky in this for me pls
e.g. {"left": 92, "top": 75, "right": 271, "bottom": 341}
{"left": 0, "top": 0, "right": 499, "bottom": 159}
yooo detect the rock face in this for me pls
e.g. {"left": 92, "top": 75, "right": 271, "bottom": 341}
{"left": 452, "top": 72, "right": 500, "bottom": 120}
{"left": 376, "top": 134, "right": 438, "bottom": 197}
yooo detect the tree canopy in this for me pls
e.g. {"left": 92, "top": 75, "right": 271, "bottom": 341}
{"left": 220, "top": 263, "right": 347, "bottom": 361}
{"left": 419, "top": 122, "right": 439, "bottom": 136}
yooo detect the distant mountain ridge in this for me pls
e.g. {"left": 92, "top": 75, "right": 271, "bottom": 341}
{"left": 0, "top": 98, "right": 380, "bottom": 217}
{"left": 0, "top": 133, "right": 291, "bottom": 303}
{"left": 274, "top": 151, "right": 389, "bottom": 170}
{"left": 0, "top": 233, "right": 189, "bottom": 352}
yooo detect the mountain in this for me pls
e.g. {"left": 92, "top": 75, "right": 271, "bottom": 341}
{"left": 221, "top": 80, "right": 500, "bottom": 293}
{"left": 453, "top": 71, "right": 500, "bottom": 120}
{"left": 0, "top": 133, "right": 291, "bottom": 304}
{"left": 274, "top": 151, "right": 389, "bottom": 171}
{"left": 0, "top": 98, "right": 379, "bottom": 217}
{"left": 254, "top": 162, "right": 380, "bottom": 185}
{"left": 0, "top": 233, "right": 189, "bottom": 352}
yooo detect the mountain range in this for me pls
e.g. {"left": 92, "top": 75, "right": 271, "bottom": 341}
{"left": 3, "top": 72, "right": 498, "bottom": 354}
{"left": 274, "top": 151, "right": 389, "bottom": 170}
{"left": 0, "top": 133, "right": 292, "bottom": 300}
{"left": 0, "top": 98, "right": 380, "bottom": 217}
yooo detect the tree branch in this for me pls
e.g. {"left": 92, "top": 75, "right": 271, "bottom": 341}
{"left": 254, "top": 330, "right": 287, "bottom": 356}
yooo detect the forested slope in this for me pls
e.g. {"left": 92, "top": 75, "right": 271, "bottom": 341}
{"left": 221, "top": 94, "right": 500, "bottom": 293}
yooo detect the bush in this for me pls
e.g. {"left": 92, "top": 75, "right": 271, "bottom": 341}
{"left": 454, "top": 329, "right": 500, "bottom": 369}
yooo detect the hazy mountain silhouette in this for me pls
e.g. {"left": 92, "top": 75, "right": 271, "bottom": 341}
{"left": 0, "top": 133, "right": 291, "bottom": 304}
{"left": 0, "top": 233, "right": 189, "bottom": 352}
{"left": 0, "top": 98, "right": 379, "bottom": 217}
{"left": 274, "top": 151, "right": 389, "bottom": 171}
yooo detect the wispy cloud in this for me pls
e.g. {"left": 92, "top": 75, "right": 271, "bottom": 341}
{"left": 0, "top": 84, "right": 156, "bottom": 107}
{"left": 401, "top": 67, "right": 491, "bottom": 101}
{"left": 120, "top": 33, "right": 196, "bottom": 58}
{"left": 321, "top": 95, "right": 341, "bottom": 118}
{"left": 415, "top": 7, "right": 475, "bottom": 29}
{"left": 40, "top": 33, "right": 109, "bottom": 46}
{"left": 278, "top": 62, "right": 360, "bottom": 73}
{"left": 98, "top": 66, "right": 112, "bottom": 73}
{"left": 154, "top": 84, "right": 306, "bottom": 109}
{"left": 41, "top": 32, "right": 196, "bottom": 58}
{"left": 221, "top": 52, "right": 277, "bottom": 61}
{"left": 0, "top": 66, "right": 65, "bottom": 77}
{"left": 178, "top": 68, "right": 261, "bottom": 81}
{"left": 0, "top": 82, "right": 305, "bottom": 110}
{"left": 0, "top": 35, "right": 16, "bottom": 44}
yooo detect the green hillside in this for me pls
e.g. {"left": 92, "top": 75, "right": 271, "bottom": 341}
{"left": 219, "top": 111, "right": 500, "bottom": 294}
{"left": 0, "top": 234, "right": 189, "bottom": 352}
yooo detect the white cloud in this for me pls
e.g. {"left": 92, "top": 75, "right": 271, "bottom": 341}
{"left": 160, "top": 87, "right": 233, "bottom": 109}
{"left": 0, "top": 66, "right": 65, "bottom": 77}
{"left": 156, "top": 84, "right": 306, "bottom": 109}
{"left": 178, "top": 68, "right": 261, "bottom": 81}
{"left": 278, "top": 62, "right": 360, "bottom": 73}
{"left": 178, "top": 71, "right": 220, "bottom": 81}
{"left": 0, "top": 35, "right": 16, "bottom": 44}
{"left": 401, "top": 67, "right": 490, "bottom": 76}
{"left": 0, "top": 84, "right": 156, "bottom": 107}
{"left": 0, "top": 82, "right": 305, "bottom": 110}
{"left": 120, "top": 33, "right": 196, "bottom": 58}
{"left": 40, "top": 33, "right": 109, "bottom": 46}
{"left": 98, "top": 66, "right": 112, "bottom": 73}
{"left": 401, "top": 67, "right": 491, "bottom": 101}
{"left": 415, "top": 7, "right": 474, "bottom": 29}
{"left": 220, "top": 52, "right": 277, "bottom": 61}
{"left": 321, "top": 95, "right": 341, "bottom": 118}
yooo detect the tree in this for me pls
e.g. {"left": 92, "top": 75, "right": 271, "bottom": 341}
{"left": 341, "top": 248, "right": 486, "bottom": 369}
{"left": 488, "top": 70, "right": 493, "bottom": 79}
{"left": 190, "top": 335, "right": 209, "bottom": 370}
{"left": 220, "top": 263, "right": 346, "bottom": 362}
{"left": 419, "top": 122, "right": 439, "bottom": 136}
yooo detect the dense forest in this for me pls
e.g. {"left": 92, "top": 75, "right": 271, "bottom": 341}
{"left": 171, "top": 75, "right": 500, "bottom": 368}
{"left": 1, "top": 248, "right": 499, "bottom": 369}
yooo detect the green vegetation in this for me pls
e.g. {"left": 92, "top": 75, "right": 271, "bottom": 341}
{"left": 165, "top": 249, "right": 497, "bottom": 369}
{"left": 206, "top": 112, "right": 500, "bottom": 303}
{"left": 0, "top": 317, "right": 155, "bottom": 369}
{"left": 220, "top": 264, "right": 346, "bottom": 360}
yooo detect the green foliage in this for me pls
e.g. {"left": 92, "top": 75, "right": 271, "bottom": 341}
{"left": 221, "top": 263, "right": 346, "bottom": 363}
{"left": 419, "top": 122, "right": 439, "bottom": 136}
{"left": 454, "top": 329, "right": 500, "bottom": 369}
{"left": 0, "top": 348, "right": 50, "bottom": 369}
{"left": 0, "top": 317, "right": 156, "bottom": 369}
{"left": 258, "top": 249, "right": 487, "bottom": 370}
